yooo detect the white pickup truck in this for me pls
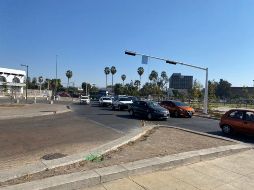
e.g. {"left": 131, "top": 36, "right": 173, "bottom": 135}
{"left": 80, "top": 95, "right": 90, "bottom": 104}
{"left": 99, "top": 97, "right": 113, "bottom": 107}
{"left": 112, "top": 97, "right": 133, "bottom": 110}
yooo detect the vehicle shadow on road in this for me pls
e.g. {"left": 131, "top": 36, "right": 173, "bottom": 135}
{"left": 207, "top": 131, "right": 254, "bottom": 144}
{"left": 115, "top": 114, "right": 142, "bottom": 120}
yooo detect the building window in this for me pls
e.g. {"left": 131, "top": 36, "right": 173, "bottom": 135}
{"left": 12, "top": 77, "right": 20, "bottom": 83}
{"left": 0, "top": 76, "right": 7, "bottom": 82}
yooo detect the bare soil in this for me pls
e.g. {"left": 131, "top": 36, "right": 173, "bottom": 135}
{"left": 0, "top": 127, "right": 234, "bottom": 187}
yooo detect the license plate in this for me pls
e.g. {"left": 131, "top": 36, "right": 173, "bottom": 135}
{"left": 164, "top": 113, "right": 167, "bottom": 116}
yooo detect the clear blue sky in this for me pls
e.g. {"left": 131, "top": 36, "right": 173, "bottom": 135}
{"left": 1, "top": 0, "right": 254, "bottom": 88}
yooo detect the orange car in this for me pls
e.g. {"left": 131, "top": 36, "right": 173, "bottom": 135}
{"left": 220, "top": 109, "right": 254, "bottom": 135}
{"left": 160, "top": 100, "right": 195, "bottom": 118}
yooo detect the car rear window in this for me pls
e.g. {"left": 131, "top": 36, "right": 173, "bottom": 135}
{"left": 81, "top": 96, "right": 88, "bottom": 99}
{"left": 245, "top": 111, "right": 254, "bottom": 122}
{"left": 103, "top": 98, "right": 111, "bottom": 100}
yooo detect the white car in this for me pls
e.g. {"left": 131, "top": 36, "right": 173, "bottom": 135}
{"left": 99, "top": 97, "right": 113, "bottom": 107}
{"left": 80, "top": 95, "right": 90, "bottom": 104}
{"left": 112, "top": 97, "right": 133, "bottom": 110}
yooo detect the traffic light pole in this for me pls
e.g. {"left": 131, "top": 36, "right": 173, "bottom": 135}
{"left": 125, "top": 50, "right": 209, "bottom": 114}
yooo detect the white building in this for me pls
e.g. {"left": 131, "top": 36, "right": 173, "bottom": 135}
{"left": 0, "top": 67, "right": 26, "bottom": 95}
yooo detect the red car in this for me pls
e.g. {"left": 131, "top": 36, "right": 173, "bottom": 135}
{"left": 160, "top": 100, "right": 195, "bottom": 118}
{"left": 219, "top": 109, "right": 254, "bottom": 135}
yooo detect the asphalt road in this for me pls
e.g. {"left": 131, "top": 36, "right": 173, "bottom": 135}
{"left": 1, "top": 100, "right": 253, "bottom": 169}
{"left": 78, "top": 101, "right": 254, "bottom": 144}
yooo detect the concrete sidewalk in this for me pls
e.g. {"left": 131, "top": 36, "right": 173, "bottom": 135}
{"left": 83, "top": 150, "right": 254, "bottom": 190}
{"left": 0, "top": 103, "right": 71, "bottom": 120}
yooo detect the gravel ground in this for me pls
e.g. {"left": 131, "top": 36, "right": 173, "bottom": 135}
{"left": 1, "top": 127, "right": 234, "bottom": 187}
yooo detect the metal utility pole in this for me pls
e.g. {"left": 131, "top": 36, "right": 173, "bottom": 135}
{"left": 125, "top": 50, "right": 209, "bottom": 114}
{"left": 21, "top": 64, "right": 29, "bottom": 103}
{"left": 55, "top": 55, "right": 58, "bottom": 100}
{"left": 86, "top": 83, "right": 88, "bottom": 96}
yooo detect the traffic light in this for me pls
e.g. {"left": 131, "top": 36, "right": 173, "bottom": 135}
{"left": 125, "top": 51, "right": 136, "bottom": 56}
{"left": 166, "top": 60, "right": 177, "bottom": 65}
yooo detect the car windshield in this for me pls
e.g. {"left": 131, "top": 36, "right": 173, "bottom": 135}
{"left": 147, "top": 101, "right": 161, "bottom": 108}
{"left": 173, "top": 101, "right": 188, "bottom": 107}
{"left": 119, "top": 97, "right": 131, "bottom": 101}
{"left": 103, "top": 97, "right": 111, "bottom": 100}
{"left": 81, "top": 96, "right": 88, "bottom": 99}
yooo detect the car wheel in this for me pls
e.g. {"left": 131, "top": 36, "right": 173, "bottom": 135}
{"left": 174, "top": 111, "right": 179, "bottom": 118}
{"left": 222, "top": 125, "right": 232, "bottom": 134}
{"left": 112, "top": 106, "right": 115, "bottom": 110}
{"left": 147, "top": 113, "right": 153, "bottom": 120}
{"left": 129, "top": 109, "right": 135, "bottom": 116}
{"left": 118, "top": 105, "right": 122, "bottom": 111}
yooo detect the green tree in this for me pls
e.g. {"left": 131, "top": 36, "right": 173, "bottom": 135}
{"left": 208, "top": 80, "right": 217, "bottom": 101}
{"left": 65, "top": 70, "right": 73, "bottom": 88}
{"left": 242, "top": 86, "right": 249, "bottom": 99}
{"left": 140, "top": 82, "right": 162, "bottom": 97}
{"left": 114, "top": 83, "right": 125, "bottom": 95}
{"left": 43, "top": 78, "right": 51, "bottom": 90}
{"left": 51, "top": 79, "right": 63, "bottom": 92}
{"left": 160, "top": 71, "right": 168, "bottom": 89}
{"left": 121, "top": 74, "right": 126, "bottom": 85}
{"left": 190, "top": 79, "right": 203, "bottom": 100}
{"left": 134, "top": 80, "right": 140, "bottom": 87}
{"left": 81, "top": 82, "right": 91, "bottom": 95}
{"left": 137, "top": 67, "right": 144, "bottom": 86}
{"left": 110, "top": 66, "right": 117, "bottom": 92}
{"left": 149, "top": 70, "right": 158, "bottom": 83}
{"left": 38, "top": 76, "right": 44, "bottom": 93}
{"left": 216, "top": 79, "right": 231, "bottom": 99}
{"left": 104, "top": 67, "right": 110, "bottom": 88}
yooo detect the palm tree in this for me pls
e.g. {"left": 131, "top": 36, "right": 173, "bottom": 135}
{"left": 45, "top": 78, "right": 51, "bottom": 90}
{"left": 137, "top": 67, "right": 144, "bottom": 89}
{"left": 38, "top": 76, "right": 43, "bottom": 94}
{"left": 66, "top": 70, "right": 73, "bottom": 88}
{"left": 134, "top": 80, "right": 140, "bottom": 87}
{"left": 110, "top": 66, "right": 117, "bottom": 92}
{"left": 121, "top": 74, "right": 126, "bottom": 85}
{"left": 161, "top": 71, "right": 168, "bottom": 89}
{"left": 104, "top": 67, "right": 110, "bottom": 89}
{"left": 149, "top": 70, "right": 158, "bottom": 83}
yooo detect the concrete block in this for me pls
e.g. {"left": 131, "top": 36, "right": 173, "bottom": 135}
{"left": 198, "top": 148, "right": 219, "bottom": 161}
{"left": 0, "top": 162, "right": 47, "bottom": 183}
{"left": 1, "top": 170, "right": 100, "bottom": 190}
{"left": 94, "top": 165, "right": 128, "bottom": 183}
{"left": 121, "top": 157, "right": 164, "bottom": 176}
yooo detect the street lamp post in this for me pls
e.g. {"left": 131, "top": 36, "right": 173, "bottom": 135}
{"left": 55, "top": 55, "right": 58, "bottom": 100}
{"left": 125, "top": 50, "right": 209, "bottom": 114}
{"left": 21, "top": 64, "right": 29, "bottom": 103}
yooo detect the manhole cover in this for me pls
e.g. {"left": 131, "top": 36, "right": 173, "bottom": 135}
{"left": 42, "top": 153, "right": 67, "bottom": 160}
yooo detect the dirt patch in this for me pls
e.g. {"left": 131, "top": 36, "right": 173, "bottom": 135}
{"left": 0, "top": 127, "right": 234, "bottom": 187}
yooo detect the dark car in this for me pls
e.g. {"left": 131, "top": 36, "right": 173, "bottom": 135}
{"left": 219, "top": 109, "right": 254, "bottom": 135}
{"left": 160, "top": 100, "right": 195, "bottom": 118}
{"left": 57, "top": 92, "right": 71, "bottom": 97}
{"left": 128, "top": 100, "right": 169, "bottom": 120}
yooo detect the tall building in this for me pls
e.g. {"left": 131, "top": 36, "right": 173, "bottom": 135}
{"left": 169, "top": 73, "right": 193, "bottom": 90}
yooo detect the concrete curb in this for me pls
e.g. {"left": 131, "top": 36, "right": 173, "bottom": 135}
{"left": 0, "top": 126, "right": 154, "bottom": 183}
{"left": 1, "top": 144, "right": 252, "bottom": 190}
